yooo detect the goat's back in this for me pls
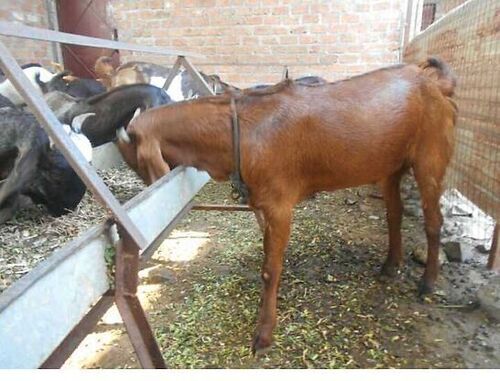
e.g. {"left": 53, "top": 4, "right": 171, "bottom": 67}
{"left": 239, "top": 63, "right": 456, "bottom": 194}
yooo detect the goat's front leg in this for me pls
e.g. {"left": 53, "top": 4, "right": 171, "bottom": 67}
{"left": 0, "top": 194, "right": 21, "bottom": 224}
{"left": 0, "top": 148, "right": 38, "bottom": 207}
{"left": 252, "top": 206, "right": 292, "bottom": 355}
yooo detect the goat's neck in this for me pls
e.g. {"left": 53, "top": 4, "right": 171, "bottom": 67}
{"left": 159, "top": 103, "right": 234, "bottom": 181}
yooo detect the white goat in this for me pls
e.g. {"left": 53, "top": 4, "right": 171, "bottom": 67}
{"left": 0, "top": 66, "right": 56, "bottom": 106}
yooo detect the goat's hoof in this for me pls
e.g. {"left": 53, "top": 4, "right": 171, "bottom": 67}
{"left": 251, "top": 334, "right": 273, "bottom": 357}
{"left": 379, "top": 261, "right": 399, "bottom": 279}
{"left": 417, "top": 278, "right": 434, "bottom": 298}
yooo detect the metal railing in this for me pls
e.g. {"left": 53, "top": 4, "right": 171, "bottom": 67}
{"left": 0, "top": 21, "right": 215, "bottom": 368}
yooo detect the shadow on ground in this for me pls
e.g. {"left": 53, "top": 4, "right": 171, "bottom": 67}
{"left": 64, "top": 179, "right": 500, "bottom": 369}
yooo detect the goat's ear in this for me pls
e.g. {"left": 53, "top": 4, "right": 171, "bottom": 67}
{"left": 52, "top": 70, "right": 71, "bottom": 80}
{"left": 71, "top": 113, "right": 95, "bottom": 133}
{"left": 51, "top": 62, "right": 65, "bottom": 73}
{"left": 62, "top": 75, "right": 78, "bottom": 82}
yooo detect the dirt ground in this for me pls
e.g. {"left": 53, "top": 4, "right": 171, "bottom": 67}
{"left": 64, "top": 179, "right": 499, "bottom": 369}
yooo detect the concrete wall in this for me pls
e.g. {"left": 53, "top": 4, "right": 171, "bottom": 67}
{"left": 109, "top": 0, "right": 407, "bottom": 88}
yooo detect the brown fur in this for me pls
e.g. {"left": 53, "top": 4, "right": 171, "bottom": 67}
{"left": 117, "top": 57, "right": 457, "bottom": 353}
{"left": 94, "top": 57, "right": 153, "bottom": 89}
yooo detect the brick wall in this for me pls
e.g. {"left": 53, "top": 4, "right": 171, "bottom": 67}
{"left": 404, "top": 0, "right": 500, "bottom": 219}
{"left": 0, "top": 1, "right": 55, "bottom": 67}
{"left": 110, "top": 0, "right": 406, "bottom": 88}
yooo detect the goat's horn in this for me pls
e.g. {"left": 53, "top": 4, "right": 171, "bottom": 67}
{"left": 132, "top": 107, "right": 141, "bottom": 120}
{"left": 117, "top": 127, "right": 131, "bottom": 144}
{"left": 71, "top": 113, "right": 95, "bottom": 133}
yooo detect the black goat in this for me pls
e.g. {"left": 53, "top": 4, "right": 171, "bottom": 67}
{"left": 294, "top": 75, "right": 328, "bottom": 85}
{"left": 37, "top": 71, "right": 106, "bottom": 99}
{"left": 242, "top": 76, "right": 328, "bottom": 93}
{"left": 0, "top": 94, "right": 16, "bottom": 109}
{"left": 63, "top": 84, "right": 171, "bottom": 146}
{"left": 0, "top": 108, "right": 86, "bottom": 223}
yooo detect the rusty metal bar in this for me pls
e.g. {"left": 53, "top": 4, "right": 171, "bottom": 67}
{"left": 180, "top": 56, "right": 215, "bottom": 96}
{"left": 40, "top": 292, "right": 115, "bottom": 369}
{"left": 162, "top": 56, "right": 183, "bottom": 92}
{"left": 115, "top": 226, "right": 166, "bottom": 369}
{"left": 0, "top": 23, "right": 214, "bottom": 370}
{"left": 0, "top": 21, "right": 204, "bottom": 59}
{"left": 0, "top": 41, "right": 147, "bottom": 249}
{"left": 192, "top": 204, "right": 252, "bottom": 212}
{"left": 487, "top": 224, "right": 500, "bottom": 271}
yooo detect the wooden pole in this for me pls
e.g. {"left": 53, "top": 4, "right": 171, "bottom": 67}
{"left": 487, "top": 224, "right": 499, "bottom": 271}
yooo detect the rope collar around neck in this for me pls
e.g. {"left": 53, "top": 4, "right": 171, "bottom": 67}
{"left": 229, "top": 97, "right": 249, "bottom": 204}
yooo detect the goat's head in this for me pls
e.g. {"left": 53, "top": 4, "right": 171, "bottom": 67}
{"left": 94, "top": 56, "right": 115, "bottom": 79}
{"left": 200, "top": 72, "right": 239, "bottom": 95}
{"left": 71, "top": 112, "right": 95, "bottom": 134}
{"left": 28, "top": 148, "right": 86, "bottom": 216}
{"left": 38, "top": 70, "right": 72, "bottom": 93}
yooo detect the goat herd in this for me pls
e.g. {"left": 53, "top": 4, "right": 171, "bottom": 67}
{"left": 1, "top": 55, "right": 458, "bottom": 354}
{"left": 0, "top": 58, "right": 234, "bottom": 224}
{"left": 0, "top": 58, "right": 325, "bottom": 225}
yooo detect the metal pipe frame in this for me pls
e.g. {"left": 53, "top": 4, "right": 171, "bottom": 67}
{"left": 0, "top": 21, "right": 215, "bottom": 369}
{"left": 0, "top": 22, "right": 204, "bottom": 59}
{"left": 36, "top": 200, "right": 197, "bottom": 368}
{"left": 115, "top": 226, "right": 166, "bottom": 369}
{"left": 192, "top": 204, "right": 252, "bottom": 212}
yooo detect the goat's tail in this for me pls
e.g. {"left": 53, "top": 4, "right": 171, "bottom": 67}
{"left": 419, "top": 56, "right": 457, "bottom": 97}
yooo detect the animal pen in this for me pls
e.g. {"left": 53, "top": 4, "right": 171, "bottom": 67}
{"left": 404, "top": 0, "right": 499, "bottom": 268}
{"left": 0, "top": 0, "right": 499, "bottom": 369}
{"left": 0, "top": 21, "right": 225, "bottom": 369}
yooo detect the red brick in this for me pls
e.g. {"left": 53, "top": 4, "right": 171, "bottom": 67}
{"left": 302, "top": 14, "right": 320, "bottom": 24}
{"left": 11, "top": 0, "right": 398, "bottom": 91}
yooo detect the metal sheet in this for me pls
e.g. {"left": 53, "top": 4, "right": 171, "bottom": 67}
{"left": 92, "top": 143, "right": 124, "bottom": 170}
{"left": 0, "top": 168, "right": 208, "bottom": 368}
{"left": 0, "top": 233, "right": 110, "bottom": 369}
{"left": 127, "top": 167, "right": 210, "bottom": 245}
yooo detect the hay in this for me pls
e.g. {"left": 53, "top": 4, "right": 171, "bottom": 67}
{"left": 0, "top": 164, "right": 145, "bottom": 293}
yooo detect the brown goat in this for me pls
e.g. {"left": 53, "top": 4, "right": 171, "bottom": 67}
{"left": 117, "top": 57, "right": 457, "bottom": 354}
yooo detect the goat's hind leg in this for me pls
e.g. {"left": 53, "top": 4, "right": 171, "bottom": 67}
{"left": 413, "top": 161, "right": 447, "bottom": 296}
{"left": 379, "top": 169, "right": 405, "bottom": 278}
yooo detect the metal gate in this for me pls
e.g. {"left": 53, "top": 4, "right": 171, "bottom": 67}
{"left": 56, "top": 0, "right": 119, "bottom": 78}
